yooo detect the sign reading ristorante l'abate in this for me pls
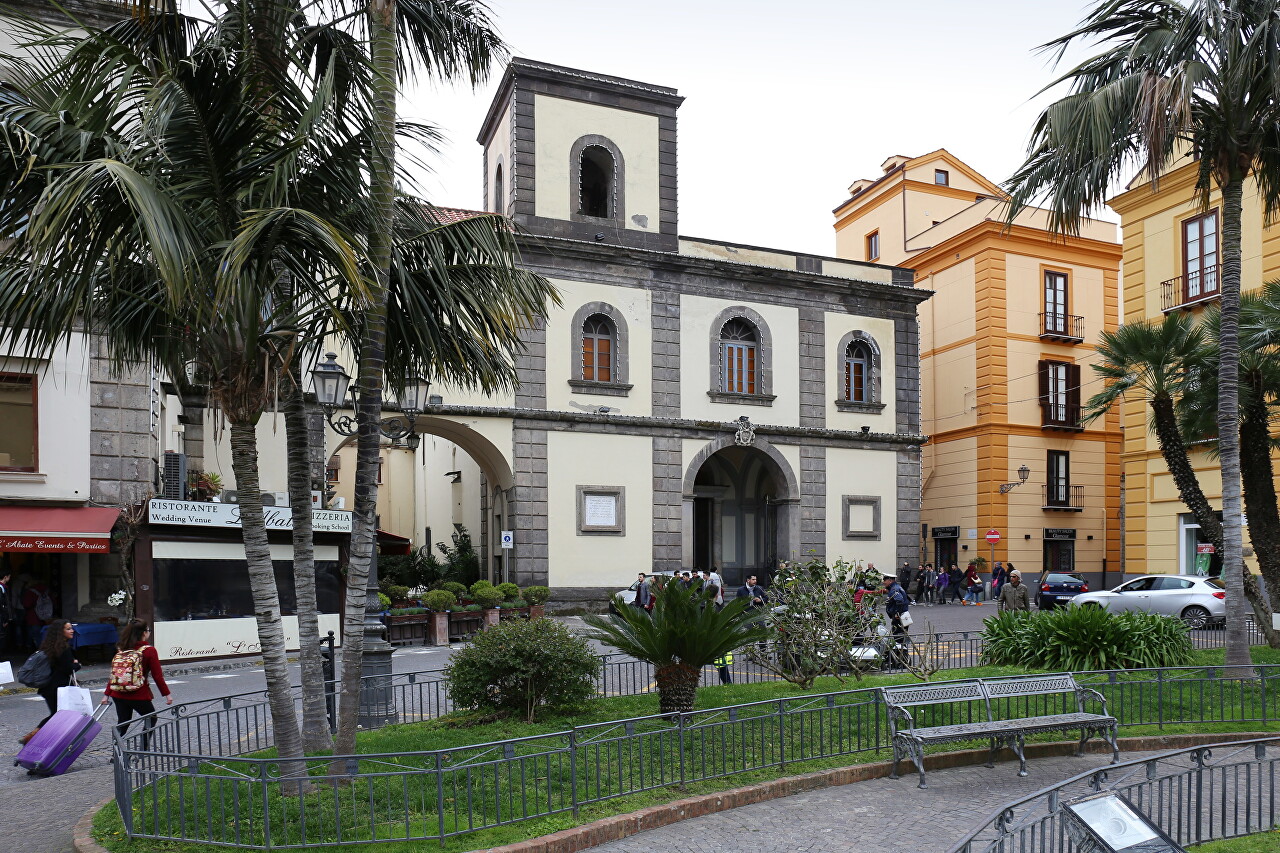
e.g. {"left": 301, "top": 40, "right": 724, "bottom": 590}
{"left": 148, "top": 499, "right": 353, "bottom": 533}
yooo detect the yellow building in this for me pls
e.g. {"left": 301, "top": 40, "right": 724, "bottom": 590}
{"left": 833, "top": 151, "right": 1123, "bottom": 582}
{"left": 1108, "top": 156, "right": 1265, "bottom": 577}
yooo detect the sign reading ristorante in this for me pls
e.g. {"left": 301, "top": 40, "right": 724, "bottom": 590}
{"left": 148, "top": 499, "right": 353, "bottom": 533}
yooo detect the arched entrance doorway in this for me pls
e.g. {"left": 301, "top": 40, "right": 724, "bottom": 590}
{"left": 683, "top": 438, "right": 799, "bottom": 587}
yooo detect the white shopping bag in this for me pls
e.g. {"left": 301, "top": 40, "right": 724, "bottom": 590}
{"left": 0, "top": 660, "right": 12, "bottom": 685}
{"left": 57, "top": 675, "right": 94, "bottom": 716}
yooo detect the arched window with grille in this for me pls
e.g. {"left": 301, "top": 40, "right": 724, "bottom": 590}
{"left": 581, "top": 314, "right": 615, "bottom": 383}
{"left": 834, "top": 331, "right": 884, "bottom": 413}
{"left": 844, "top": 340, "right": 873, "bottom": 403}
{"left": 720, "top": 318, "right": 758, "bottom": 395}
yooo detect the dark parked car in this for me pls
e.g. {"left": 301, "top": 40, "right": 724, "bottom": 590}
{"left": 1036, "top": 572, "right": 1089, "bottom": 610}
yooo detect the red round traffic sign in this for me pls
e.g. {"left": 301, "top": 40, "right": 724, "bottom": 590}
{"left": 985, "top": 529, "right": 1001, "bottom": 544}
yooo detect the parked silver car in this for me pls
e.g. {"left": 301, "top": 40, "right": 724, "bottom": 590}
{"left": 1071, "top": 574, "right": 1226, "bottom": 628}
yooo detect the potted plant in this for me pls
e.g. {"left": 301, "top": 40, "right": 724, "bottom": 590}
{"left": 523, "top": 585, "right": 551, "bottom": 619}
{"left": 469, "top": 581, "right": 504, "bottom": 627}
{"left": 187, "top": 470, "right": 223, "bottom": 502}
{"left": 422, "top": 590, "right": 456, "bottom": 646}
{"left": 386, "top": 606, "right": 429, "bottom": 645}
{"left": 448, "top": 603, "right": 486, "bottom": 641}
{"left": 496, "top": 582, "right": 529, "bottom": 620}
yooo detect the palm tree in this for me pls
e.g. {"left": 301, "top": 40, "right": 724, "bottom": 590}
{"left": 0, "top": 11, "right": 372, "bottom": 778}
{"left": 583, "top": 580, "right": 769, "bottom": 714}
{"left": 1004, "top": 0, "right": 1280, "bottom": 673}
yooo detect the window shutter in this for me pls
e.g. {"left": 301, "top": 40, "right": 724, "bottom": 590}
{"left": 1037, "top": 361, "right": 1050, "bottom": 402}
{"left": 1067, "top": 363, "right": 1082, "bottom": 423}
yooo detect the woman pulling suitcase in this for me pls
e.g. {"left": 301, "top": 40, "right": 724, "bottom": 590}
{"left": 18, "top": 619, "right": 80, "bottom": 745}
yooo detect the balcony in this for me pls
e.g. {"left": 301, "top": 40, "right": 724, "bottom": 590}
{"left": 1161, "top": 266, "right": 1220, "bottom": 312}
{"left": 1040, "top": 403, "right": 1083, "bottom": 432}
{"left": 1039, "top": 312, "right": 1085, "bottom": 342}
{"left": 1043, "top": 484, "right": 1084, "bottom": 512}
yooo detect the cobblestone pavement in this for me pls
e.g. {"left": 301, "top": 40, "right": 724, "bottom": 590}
{"left": 590, "top": 751, "right": 1165, "bottom": 853}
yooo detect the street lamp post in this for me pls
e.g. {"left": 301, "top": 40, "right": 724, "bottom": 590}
{"left": 311, "top": 352, "right": 429, "bottom": 728}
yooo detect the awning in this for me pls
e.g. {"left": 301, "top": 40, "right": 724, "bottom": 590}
{"left": 377, "top": 528, "right": 412, "bottom": 555}
{"left": 0, "top": 506, "right": 120, "bottom": 553}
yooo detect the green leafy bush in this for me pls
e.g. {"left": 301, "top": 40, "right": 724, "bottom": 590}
{"left": 469, "top": 580, "right": 494, "bottom": 595}
{"left": 462, "top": 603, "right": 483, "bottom": 612}
{"left": 445, "top": 617, "right": 601, "bottom": 721}
{"left": 523, "top": 586, "right": 551, "bottom": 606}
{"left": 389, "top": 607, "right": 426, "bottom": 616}
{"left": 377, "top": 592, "right": 391, "bottom": 611}
{"left": 496, "top": 582, "right": 521, "bottom": 601}
{"left": 442, "top": 582, "right": 469, "bottom": 599}
{"left": 982, "top": 607, "right": 1194, "bottom": 671}
{"left": 470, "top": 585, "right": 504, "bottom": 608}
{"left": 385, "top": 584, "right": 411, "bottom": 603}
{"left": 422, "top": 590, "right": 456, "bottom": 612}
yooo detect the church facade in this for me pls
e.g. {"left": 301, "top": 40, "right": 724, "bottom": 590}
{"left": 406, "top": 59, "right": 932, "bottom": 609}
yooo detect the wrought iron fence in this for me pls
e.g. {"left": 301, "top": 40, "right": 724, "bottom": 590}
{"left": 950, "top": 736, "right": 1280, "bottom": 852}
{"left": 114, "top": 665, "right": 1280, "bottom": 848}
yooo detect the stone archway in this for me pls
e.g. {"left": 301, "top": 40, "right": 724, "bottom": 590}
{"left": 682, "top": 435, "right": 799, "bottom": 584}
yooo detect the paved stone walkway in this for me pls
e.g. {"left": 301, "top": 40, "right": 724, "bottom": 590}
{"left": 589, "top": 750, "right": 1165, "bottom": 853}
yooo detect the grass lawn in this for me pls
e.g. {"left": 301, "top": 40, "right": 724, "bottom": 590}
{"left": 1190, "top": 829, "right": 1280, "bottom": 851}
{"left": 92, "top": 647, "right": 1280, "bottom": 852}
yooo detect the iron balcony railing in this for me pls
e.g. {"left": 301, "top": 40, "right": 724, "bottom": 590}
{"left": 1040, "top": 402, "right": 1083, "bottom": 430}
{"left": 112, "top": 664, "right": 1280, "bottom": 849}
{"left": 1043, "top": 483, "right": 1084, "bottom": 511}
{"left": 1039, "top": 312, "right": 1085, "bottom": 341}
{"left": 1161, "top": 265, "right": 1221, "bottom": 311}
{"left": 950, "top": 736, "right": 1280, "bottom": 853}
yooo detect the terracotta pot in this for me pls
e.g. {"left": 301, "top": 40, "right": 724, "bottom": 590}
{"left": 429, "top": 611, "right": 449, "bottom": 646}
{"left": 483, "top": 607, "right": 500, "bottom": 628}
{"left": 528, "top": 604, "right": 546, "bottom": 619}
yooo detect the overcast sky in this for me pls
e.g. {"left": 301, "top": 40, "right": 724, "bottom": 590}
{"left": 402, "top": 0, "right": 1106, "bottom": 257}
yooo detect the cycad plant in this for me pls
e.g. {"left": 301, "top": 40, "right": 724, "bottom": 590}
{"left": 583, "top": 579, "right": 769, "bottom": 714}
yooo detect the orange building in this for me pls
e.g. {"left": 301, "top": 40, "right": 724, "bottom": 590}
{"left": 833, "top": 151, "right": 1123, "bottom": 584}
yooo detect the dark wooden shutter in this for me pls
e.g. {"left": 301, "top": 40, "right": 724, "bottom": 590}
{"left": 1038, "top": 360, "right": 1050, "bottom": 424}
{"left": 1067, "top": 363, "right": 1082, "bottom": 425}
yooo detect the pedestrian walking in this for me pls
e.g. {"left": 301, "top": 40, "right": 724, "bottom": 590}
{"left": 922, "top": 565, "right": 938, "bottom": 606}
{"left": 963, "top": 563, "right": 984, "bottom": 606}
{"left": 882, "top": 573, "right": 911, "bottom": 669}
{"left": 101, "top": 619, "right": 173, "bottom": 750}
{"left": 991, "top": 561, "right": 1006, "bottom": 597}
{"left": 632, "top": 572, "right": 653, "bottom": 612}
{"left": 699, "top": 570, "right": 721, "bottom": 609}
{"left": 18, "top": 619, "right": 80, "bottom": 745}
{"left": 898, "top": 562, "right": 913, "bottom": 589}
{"left": 713, "top": 651, "right": 734, "bottom": 685}
{"left": 947, "top": 564, "right": 964, "bottom": 604}
{"left": 708, "top": 567, "right": 726, "bottom": 608}
{"left": 997, "top": 571, "right": 1031, "bottom": 612}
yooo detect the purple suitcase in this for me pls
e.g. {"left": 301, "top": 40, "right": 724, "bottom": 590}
{"left": 15, "top": 705, "right": 108, "bottom": 776}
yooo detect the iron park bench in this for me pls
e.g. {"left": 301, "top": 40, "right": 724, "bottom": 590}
{"left": 880, "top": 674, "right": 1119, "bottom": 789}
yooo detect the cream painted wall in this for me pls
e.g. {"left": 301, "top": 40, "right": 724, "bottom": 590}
{"left": 484, "top": 98, "right": 513, "bottom": 214}
{"left": 823, "top": 311, "right": 897, "bottom": 432}
{"left": 546, "top": 431, "right": 653, "bottom": 588}
{"left": 1004, "top": 433, "right": 1110, "bottom": 573}
{"left": 922, "top": 435, "right": 979, "bottom": 525}
{"left": 679, "top": 295, "right": 801, "bottom": 426}
{"left": 835, "top": 190, "right": 906, "bottom": 265}
{"left": 921, "top": 342, "right": 977, "bottom": 434}
{"left": 533, "top": 94, "right": 660, "bottom": 232}
{"left": 0, "top": 334, "right": 92, "bottom": 500}
{"left": 1005, "top": 252, "right": 1107, "bottom": 340}
{"left": 903, "top": 160, "right": 989, "bottom": 195}
{"left": 202, "top": 411, "right": 291, "bottom": 493}
{"left": 918, "top": 257, "right": 978, "bottom": 349}
{"left": 819, "top": 259, "right": 896, "bottom": 285}
{"left": 826, "top": 446, "right": 898, "bottom": 568}
{"left": 546, "top": 277, "right": 652, "bottom": 417}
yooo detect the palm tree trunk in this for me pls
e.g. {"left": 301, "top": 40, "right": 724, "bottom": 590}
{"left": 283, "top": 369, "right": 333, "bottom": 753}
{"left": 1218, "top": 179, "right": 1252, "bottom": 676}
{"left": 229, "top": 420, "right": 311, "bottom": 792}
{"left": 654, "top": 662, "right": 700, "bottom": 714}
{"left": 333, "top": 0, "right": 397, "bottom": 763}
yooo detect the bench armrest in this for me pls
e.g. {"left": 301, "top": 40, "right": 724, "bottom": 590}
{"left": 887, "top": 704, "right": 916, "bottom": 735}
{"left": 1075, "top": 686, "right": 1109, "bottom": 715}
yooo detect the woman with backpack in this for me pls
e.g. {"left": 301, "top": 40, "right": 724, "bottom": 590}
{"left": 18, "top": 619, "right": 80, "bottom": 745}
{"left": 100, "top": 619, "right": 172, "bottom": 748}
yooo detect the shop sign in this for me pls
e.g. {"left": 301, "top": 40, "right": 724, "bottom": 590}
{"left": 148, "top": 499, "right": 352, "bottom": 533}
{"left": 157, "top": 613, "right": 341, "bottom": 661}
{"left": 0, "top": 535, "right": 110, "bottom": 553}
{"left": 1044, "top": 528, "right": 1077, "bottom": 540}
{"left": 932, "top": 526, "right": 959, "bottom": 539}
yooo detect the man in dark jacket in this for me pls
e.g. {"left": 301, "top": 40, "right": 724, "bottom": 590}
{"left": 882, "top": 574, "right": 911, "bottom": 668}
{"left": 633, "top": 573, "right": 652, "bottom": 612}
{"left": 736, "top": 575, "right": 767, "bottom": 608}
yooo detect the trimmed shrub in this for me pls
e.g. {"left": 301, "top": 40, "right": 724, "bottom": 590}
{"left": 442, "top": 582, "right": 469, "bottom": 599}
{"left": 385, "top": 584, "right": 411, "bottom": 603}
{"left": 469, "top": 580, "right": 494, "bottom": 595}
{"left": 422, "top": 590, "right": 456, "bottom": 612}
{"left": 982, "top": 606, "right": 1194, "bottom": 671}
{"left": 462, "top": 603, "right": 483, "bottom": 612}
{"left": 523, "top": 586, "right": 551, "bottom": 606}
{"left": 496, "top": 582, "right": 521, "bottom": 601}
{"left": 445, "top": 618, "right": 601, "bottom": 721}
{"left": 471, "top": 585, "right": 504, "bottom": 608}
{"left": 377, "top": 592, "right": 391, "bottom": 611}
